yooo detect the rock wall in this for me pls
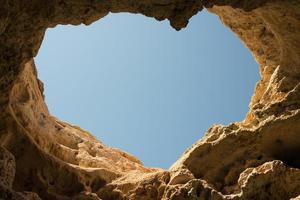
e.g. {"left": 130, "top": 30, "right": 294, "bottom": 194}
{"left": 0, "top": 0, "right": 299, "bottom": 199}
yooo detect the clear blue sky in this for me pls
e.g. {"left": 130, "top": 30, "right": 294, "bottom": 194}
{"left": 35, "top": 10, "right": 259, "bottom": 169}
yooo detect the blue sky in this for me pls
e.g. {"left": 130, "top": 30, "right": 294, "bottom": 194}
{"left": 35, "top": 10, "right": 259, "bottom": 169}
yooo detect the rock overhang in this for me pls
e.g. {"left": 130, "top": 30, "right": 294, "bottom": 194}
{"left": 0, "top": 0, "right": 300, "bottom": 199}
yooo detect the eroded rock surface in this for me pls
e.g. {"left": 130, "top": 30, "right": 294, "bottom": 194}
{"left": 0, "top": 0, "right": 299, "bottom": 199}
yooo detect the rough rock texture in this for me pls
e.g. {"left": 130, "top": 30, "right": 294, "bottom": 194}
{"left": 0, "top": 0, "right": 300, "bottom": 199}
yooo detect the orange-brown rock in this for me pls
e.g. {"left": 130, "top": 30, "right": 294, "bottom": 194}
{"left": 0, "top": 0, "right": 299, "bottom": 199}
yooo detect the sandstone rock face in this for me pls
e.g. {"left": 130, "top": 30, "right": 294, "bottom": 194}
{"left": 0, "top": 0, "right": 299, "bottom": 199}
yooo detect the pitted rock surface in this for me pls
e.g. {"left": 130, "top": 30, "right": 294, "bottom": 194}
{"left": 0, "top": 0, "right": 299, "bottom": 199}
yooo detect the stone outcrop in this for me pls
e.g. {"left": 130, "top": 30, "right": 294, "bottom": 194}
{"left": 0, "top": 0, "right": 299, "bottom": 199}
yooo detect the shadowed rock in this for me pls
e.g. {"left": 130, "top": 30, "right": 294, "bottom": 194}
{"left": 0, "top": 0, "right": 299, "bottom": 199}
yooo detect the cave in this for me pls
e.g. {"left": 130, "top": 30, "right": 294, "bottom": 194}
{"left": 0, "top": 1, "right": 300, "bottom": 200}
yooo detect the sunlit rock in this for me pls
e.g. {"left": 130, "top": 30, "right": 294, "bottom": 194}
{"left": 0, "top": 0, "right": 299, "bottom": 199}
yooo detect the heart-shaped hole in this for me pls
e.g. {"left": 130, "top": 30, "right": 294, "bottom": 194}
{"left": 35, "top": 10, "right": 259, "bottom": 168}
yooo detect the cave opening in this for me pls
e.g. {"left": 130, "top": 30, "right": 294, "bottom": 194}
{"left": 274, "top": 146, "right": 300, "bottom": 168}
{"left": 262, "top": 125, "right": 300, "bottom": 169}
{"left": 34, "top": 10, "right": 259, "bottom": 169}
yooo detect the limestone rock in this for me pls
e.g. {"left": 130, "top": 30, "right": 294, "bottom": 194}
{"left": 0, "top": 0, "right": 299, "bottom": 199}
{"left": 0, "top": 146, "right": 41, "bottom": 200}
{"left": 233, "top": 161, "right": 300, "bottom": 200}
{"left": 0, "top": 146, "right": 15, "bottom": 188}
{"left": 291, "top": 195, "right": 300, "bottom": 200}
